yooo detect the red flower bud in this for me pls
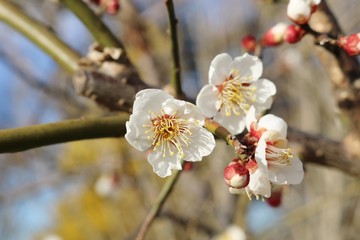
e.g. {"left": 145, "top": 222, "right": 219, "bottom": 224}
{"left": 266, "top": 188, "right": 282, "bottom": 207}
{"left": 261, "top": 23, "right": 288, "bottom": 47}
{"left": 284, "top": 25, "right": 306, "bottom": 44}
{"left": 338, "top": 33, "right": 360, "bottom": 56}
{"left": 106, "top": 0, "right": 120, "bottom": 15}
{"left": 224, "top": 161, "right": 250, "bottom": 189}
{"left": 241, "top": 34, "right": 257, "bottom": 53}
{"left": 183, "top": 162, "right": 193, "bottom": 171}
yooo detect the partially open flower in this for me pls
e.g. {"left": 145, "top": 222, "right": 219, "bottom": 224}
{"left": 338, "top": 33, "right": 360, "bottom": 56}
{"left": 287, "top": 0, "right": 321, "bottom": 24}
{"left": 196, "top": 53, "right": 276, "bottom": 135}
{"left": 261, "top": 23, "right": 288, "bottom": 47}
{"left": 125, "top": 89, "right": 216, "bottom": 177}
{"left": 224, "top": 160, "right": 250, "bottom": 189}
{"left": 246, "top": 107, "right": 304, "bottom": 186}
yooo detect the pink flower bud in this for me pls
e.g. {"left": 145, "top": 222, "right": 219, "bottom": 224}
{"left": 106, "top": 0, "right": 120, "bottom": 15}
{"left": 284, "top": 25, "right": 306, "bottom": 44}
{"left": 241, "top": 34, "right": 257, "bottom": 53}
{"left": 338, "top": 33, "right": 360, "bottom": 56}
{"left": 183, "top": 162, "right": 193, "bottom": 171}
{"left": 261, "top": 23, "right": 288, "bottom": 47}
{"left": 224, "top": 161, "right": 250, "bottom": 189}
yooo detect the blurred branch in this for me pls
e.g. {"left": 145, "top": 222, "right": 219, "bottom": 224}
{"left": 0, "top": 48, "right": 86, "bottom": 116}
{"left": 288, "top": 127, "right": 360, "bottom": 178}
{"left": 165, "top": 0, "right": 184, "bottom": 98}
{"left": 134, "top": 163, "right": 183, "bottom": 240}
{"left": 0, "top": 114, "right": 128, "bottom": 153}
{"left": 0, "top": 0, "right": 80, "bottom": 73}
{"left": 60, "top": 0, "right": 123, "bottom": 49}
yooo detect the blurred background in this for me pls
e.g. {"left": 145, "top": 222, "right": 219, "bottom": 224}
{"left": 0, "top": 0, "right": 360, "bottom": 239}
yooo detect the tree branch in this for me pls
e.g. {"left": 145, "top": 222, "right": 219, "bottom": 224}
{"left": 60, "top": 0, "right": 124, "bottom": 49}
{"left": 0, "top": 0, "right": 80, "bottom": 73}
{"left": 0, "top": 114, "right": 128, "bottom": 153}
{"left": 165, "top": 0, "right": 184, "bottom": 98}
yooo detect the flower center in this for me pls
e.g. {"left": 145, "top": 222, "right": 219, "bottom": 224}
{"left": 144, "top": 109, "right": 192, "bottom": 158}
{"left": 216, "top": 70, "right": 257, "bottom": 116}
{"left": 265, "top": 144, "right": 293, "bottom": 166}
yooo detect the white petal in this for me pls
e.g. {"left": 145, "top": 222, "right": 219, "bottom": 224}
{"left": 196, "top": 84, "right": 219, "bottom": 118}
{"left": 268, "top": 155, "right": 304, "bottom": 184}
{"left": 133, "top": 89, "right": 172, "bottom": 113}
{"left": 248, "top": 168, "right": 271, "bottom": 198}
{"left": 253, "top": 79, "right": 276, "bottom": 104}
{"left": 162, "top": 98, "right": 186, "bottom": 115}
{"left": 258, "top": 114, "right": 287, "bottom": 138}
{"left": 287, "top": 0, "right": 311, "bottom": 24}
{"left": 214, "top": 108, "right": 246, "bottom": 135}
{"left": 125, "top": 111, "right": 152, "bottom": 151}
{"left": 182, "top": 127, "right": 216, "bottom": 162}
{"left": 148, "top": 150, "right": 182, "bottom": 178}
{"left": 233, "top": 53, "right": 263, "bottom": 81}
{"left": 255, "top": 137, "right": 268, "bottom": 171}
{"left": 245, "top": 106, "right": 257, "bottom": 131}
{"left": 253, "top": 97, "right": 274, "bottom": 116}
{"left": 209, "top": 53, "right": 232, "bottom": 85}
{"left": 182, "top": 102, "right": 206, "bottom": 125}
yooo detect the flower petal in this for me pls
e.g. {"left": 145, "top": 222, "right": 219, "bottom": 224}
{"left": 125, "top": 111, "right": 152, "bottom": 151}
{"left": 148, "top": 150, "right": 182, "bottom": 178}
{"left": 233, "top": 53, "right": 263, "bottom": 81}
{"left": 258, "top": 115, "right": 287, "bottom": 139}
{"left": 268, "top": 155, "right": 304, "bottom": 184}
{"left": 133, "top": 89, "right": 173, "bottom": 113}
{"left": 196, "top": 84, "right": 219, "bottom": 118}
{"left": 183, "top": 127, "right": 216, "bottom": 162}
{"left": 209, "top": 53, "right": 232, "bottom": 85}
{"left": 245, "top": 106, "right": 257, "bottom": 131}
{"left": 214, "top": 108, "right": 246, "bottom": 135}
{"left": 255, "top": 137, "right": 268, "bottom": 171}
{"left": 248, "top": 168, "right": 271, "bottom": 198}
{"left": 253, "top": 78, "right": 276, "bottom": 104}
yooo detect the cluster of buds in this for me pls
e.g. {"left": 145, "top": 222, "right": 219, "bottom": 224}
{"left": 89, "top": 0, "right": 120, "bottom": 15}
{"left": 287, "top": 0, "right": 321, "bottom": 24}
{"left": 337, "top": 33, "right": 360, "bottom": 56}
{"left": 260, "top": 23, "right": 306, "bottom": 47}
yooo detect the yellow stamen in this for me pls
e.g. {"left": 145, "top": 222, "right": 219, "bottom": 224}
{"left": 217, "top": 69, "right": 257, "bottom": 116}
{"left": 266, "top": 145, "right": 293, "bottom": 166}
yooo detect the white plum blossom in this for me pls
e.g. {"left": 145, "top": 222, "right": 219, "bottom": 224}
{"left": 241, "top": 107, "right": 304, "bottom": 198}
{"left": 287, "top": 0, "right": 321, "bottom": 24}
{"left": 125, "top": 89, "right": 216, "bottom": 178}
{"left": 196, "top": 53, "right": 276, "bottom": 135}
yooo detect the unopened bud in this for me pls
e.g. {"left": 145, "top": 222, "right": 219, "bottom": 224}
{"left": 106, "top": 0, "right": 120, "bottom": 15}
{"left": 241, "top": 34, "right": 257, "bottom": 53}
{"left": 183, "top": 162, "right": 193, "bottom": 171}
{"left": 224, "top": 161, "right": 250, "bottom": 189}
{"left": 261, "top": 23, "right": 288, "bottom": 47}
{"left": 284, "top": 25, "right": 306, "bottom": 44}
{"left": 287, "top": 0, "right": 311, "bottom": 24}
{"left": 338, "top": 33, "right": 360, "bottom": 56}
{"left": 266, "top": 188, "right": 282, "bottom": 207}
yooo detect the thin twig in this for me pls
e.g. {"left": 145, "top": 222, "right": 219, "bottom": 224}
{"left": 0, "top": 114, "right": 128, "bottom": 153}
{"left": 134, "top": 162, "right": 183, "bottom": 240}
{"left": 165, "top": 0, "right": 184, "bottom": 98}
{"left": 0, "top": 0, "right": 80, "bottom": 73}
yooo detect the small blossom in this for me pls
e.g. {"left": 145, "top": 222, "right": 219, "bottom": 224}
{"left": 125, "top": 89, "right": 216, "bottom": 177}
{"left": 261, "top": 23, "right": 288, "bottom": 47}
{"left": 246, "top": 107, "right": 304, "bottom": 186}
{"left": 241, "top": 34, "right": 257, "bottom": 53}
{"left": 212, "top": 225, "right": 246, "bottom": 240}
{"left": 338, "top": 33, "right": 360, "bottom": 56}
{"left": 266, "top": 187, "right": 283, "bottom": 207}
{"left": 94, "top": 172, "right": 121, "bottom": 198}
{"left": 284, "top": 25, "right": 306, "bottom": 44}
{"left": 224, "top": 160, "right": 250, "bottom": 189}
{"left": 196, "top": 53, "right": 276, "bottom": 135}
{"left": 287, "top": 0, "right": 321, "bottom": 24}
